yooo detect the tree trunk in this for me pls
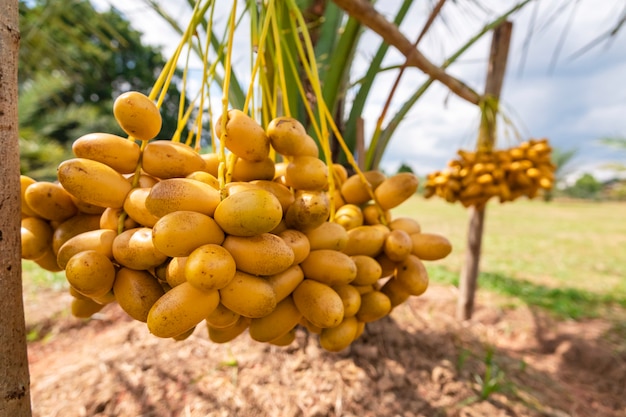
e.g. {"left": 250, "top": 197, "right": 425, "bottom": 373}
{"left": 0, "top": 1, "right": 32, "bottom": 415}
{"left": 456, "top": 21, "right": 512, "bottom": 321}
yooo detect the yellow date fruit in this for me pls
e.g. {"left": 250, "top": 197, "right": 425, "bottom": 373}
{"left": 362, "top": 203, "right": 391, "bottom": 226}
{"left": 354, "top": 320, "right": 366, "bottom": 340}
{"left": 205, "top": 303, "right": 240, "bottom": 329}
{"left": 320, "top": 316, "right": 359, "bottom": 352}
{"left": 350, "top": 255, "right": 383, "bottom": 286}
{"left": 356, "top": 290, "right": 391, "bottom": 323}
{"left": 172, "top": 326, "right": 196, "bottom": 341}
{"left": 334, "top": 204, "right": 364, "bottom": 230}
{"left": 352, "top": 284, "right": 375, "bottom": 295}
{"left": 186, "top": 171, "right": 220, "bottom": 189}
{"left": 305, "top": 221, "right": 349, "bottom": 251}
{"left": 278, "top": 229, "right": 310, "bottom": 265}
{"left": 222, "top": 233, "right": 294, "bottom": 276}
{"left": 72, "top": 132, "right": 141, "bottom": 174}
{"left": 249, "top": 297, "right": 302, "bottom": 343}
{"left": 410, "top": 232, "right": 452, "bottom": 261}
{"left": 342, "top": 225, "right": 388, "bottom": 257}
{"left": 52, "top": 214, "right": 102, "bottom": 255}
{"left": 91, "top": 290, "right": 117, "bottom": 306}
{"left": 269, "top": 328, "right": 297, "bottom": 346}
{"left": 145, "top": 178, "right": 220, "bottom": 218}
{"left": 185, "top": 244, "right": 236, "bottom": 292}
{"left": 24, "top": 181, "right": 78, "bottom": 222}
{"left": 58, "top": 158, "right": 132, "bottom": 209}
{"left": 126, "top": 173, "right": 159, "bottom": 188}
{"left": 99, "top": 207, "right": 138, "bottom": 231}
{"left": 113, "top": 267, "right": 165, "bottom": 322}
{"left": 374, "top": 172, "right": 419, "bottom": 210}
{"left": 207, "top": 316, "right": 250, "bottom": 344}
{"left": 113, "top": 91, "right": 162, "bottom": 141}
{"left": 389, "top": 217, "right": 421, "bottom": 235}
{"left": 65, "top": 250, "right": 116, "bottom": 297}
{"left": 284, "top": 190, "right": 330, "bottom": 232}
{"left": 215, "top": 109, "right": 269, "bottom": 161}
{"left": 300, "top": 249, "right": 357, "bottom": 286}
{"left": 265, "top": 265, "right": 305, "bottom": 303}
{"left": 142, "top": 140, "right": 206, "bottom": 179}
{"left": 232, "top": 157, "right": 276, "bottom": 182}
{"left": 376, "top": 253, "right": 398, "bottom": 277}
{"left": 112, "top": 227, "right": 168, "bottom": 270}
{"left": 285, "top": 156, "right": 328, "bottom": 191}
{"left": 21, "top": 217, "right": 53, "bottom": 260}
{"left": 71, "top": 297, "right": 105, "bottom": 319}
{"left": 219, "top": 270, "right": 277, "bottom": 318}
{"left": 165, "top": 257, "right": 187, "bottom": 288}
{"left": 332, "top": 284, "right": 362, "bottom": 318}
{"left": 200, "top": 153, "right": 220, "bottom": 176}
{"left": 267, "top": 116, "right": 318, "bottom": 157}
{"left": 152, "top": 211, "right": 225, "bottom": 257}
{"left": 20, "top": 176, "right": 39, "bottom": 217}
{"left": 222, "top": 181, "right": 258, "bottom": 196}
{"left": 33, "top": 247, "right": 63, "bottom": 272}
{"left": 123, "top": 188, "right": 160, "bottom": 227}
{"left": 214, "top": 188, "right": 282, "bottom": 237}
{"left": 147, "top": 282, "right": 219, "bottom": 338}
{"left": 380, "top": 277, "right": 411, "bottom": 308}
{"left": 340, "top": 171, "right": 385, "bottom": 205}
{"left": 57, "top": 228, "right": 116, "bottom": 269}
{"left": 70, "top": 195, "right": 108, "bottom": 216}
{"left": 249, "top": 180, "right": 294, "bottom": 212}
{"left": 383, "top": 229, "right": 413, "bottom": 262}
{"left": 395, "top": 254, "right": 429, "bottom": 296}
{"left": 292, "top": 279, "right": 344, "bottom": 329}
{"left": 300, "top": 317, "right": 322, "bottom": 334}
{"left": 331, "top": 163, "right": 349, "bottom": 186}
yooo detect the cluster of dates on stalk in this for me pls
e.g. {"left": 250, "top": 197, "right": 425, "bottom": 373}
{"left": 20, "top": 91, "right": 451, "bottom": 351}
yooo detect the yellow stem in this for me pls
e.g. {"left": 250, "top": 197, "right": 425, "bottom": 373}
{"left": 218, "top": 0, "right": 239, "bottom": 197}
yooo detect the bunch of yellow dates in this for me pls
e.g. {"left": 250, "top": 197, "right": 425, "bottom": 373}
{"left": 423, "top": 139, "right": 555, "bottom": 208}
{"left": 20, "top": 91, "right": 451, "bottom": 352}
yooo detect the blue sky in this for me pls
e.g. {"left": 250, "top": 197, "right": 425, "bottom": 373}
{"left": 93, "top": 0, "right": 626, "bottom": 182}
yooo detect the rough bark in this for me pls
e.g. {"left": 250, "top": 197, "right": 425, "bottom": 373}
{"left": 0, "top": 0, "right": 32, "bottom": 415}
{"left": 456, "top": 21, "right": 512, "bottom": 321}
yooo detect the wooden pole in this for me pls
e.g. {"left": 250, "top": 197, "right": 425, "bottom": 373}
{"left": 0, "top": 1, "right": 32, "bottom": 415}
{"left": 456, "top": 21, "right": 512, "bottom": 321}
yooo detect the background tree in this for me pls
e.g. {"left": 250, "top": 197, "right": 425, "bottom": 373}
{"left": 396, "top": 162, "right": 415, "bottom": 174}
{"left": 18, "top": 0, "right": 187, "bottom": 179}
{"left": 565, "top": 173, "right": 602, "bottom": 200}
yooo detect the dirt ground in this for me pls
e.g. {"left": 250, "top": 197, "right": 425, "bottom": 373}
{"left": 24, "top": 283, "right": 626, "bottom": 417}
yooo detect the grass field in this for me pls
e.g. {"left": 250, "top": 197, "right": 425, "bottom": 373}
{"left": 392, "top": 196, "right": 626, "bottom": 319}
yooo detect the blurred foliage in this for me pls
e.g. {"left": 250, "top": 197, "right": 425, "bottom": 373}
{"left": 564, "top": 173, "right": 602, "bottom": 200}
{"left": 18, "top": 0, "right": 186, "bottom": 180}
{"left": 396, "top": 163, "right": 415, "bottom": 174}
{"left": 599, "top": 137, "right": 626, "bottom": 172}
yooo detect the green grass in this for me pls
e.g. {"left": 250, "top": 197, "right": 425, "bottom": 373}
{"left": 393, "top": 196, "right": 626, "bottom": 319}
{"left": 22, "top": 260, "right": 67, "bottom": 291}
{"left": 428, "top": 266, "right": 626, "bottom": 319}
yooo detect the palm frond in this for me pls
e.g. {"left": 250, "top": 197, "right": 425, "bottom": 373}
{"left": 598, "top": 137, "right": 626, "bottom": 150}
